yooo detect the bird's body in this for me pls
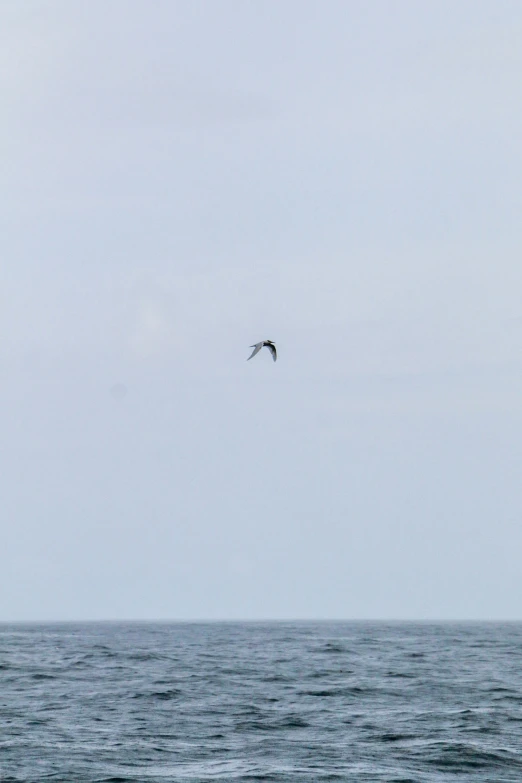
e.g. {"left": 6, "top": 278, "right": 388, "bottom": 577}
{"left": 247, "top": 340, "right": 277, "bottom": 362}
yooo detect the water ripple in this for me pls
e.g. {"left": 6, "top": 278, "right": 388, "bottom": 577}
{"left": 1, "top": 622, "right": 522, "bottom": 781}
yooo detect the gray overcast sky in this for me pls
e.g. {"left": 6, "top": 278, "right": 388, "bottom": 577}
{"left": 2, "top": 0, "right": 522, "bottom": 621}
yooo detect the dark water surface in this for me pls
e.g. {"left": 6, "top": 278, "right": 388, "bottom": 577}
{"left": 1, "top": 622, "right": 522, "bottom": 782}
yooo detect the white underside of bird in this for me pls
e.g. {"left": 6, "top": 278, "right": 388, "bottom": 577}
{"left": 247, "top": 340, "right": 277, "bottom": 362}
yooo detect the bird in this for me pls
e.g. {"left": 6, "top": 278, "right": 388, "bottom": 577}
{"left": 247, "top": 340, "right": 277, "bottom": 362}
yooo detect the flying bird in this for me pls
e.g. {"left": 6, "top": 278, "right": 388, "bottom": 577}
{"left": 247, "top": 340, "right": 277, "bottom": 362}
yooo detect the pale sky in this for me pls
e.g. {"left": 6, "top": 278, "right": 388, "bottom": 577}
{"left": 2, "top": 0, "right": 522, "bottom": 621}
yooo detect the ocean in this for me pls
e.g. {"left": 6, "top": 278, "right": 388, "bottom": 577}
{"left": 1, "top": 622, "right": 521, "bottom": 782}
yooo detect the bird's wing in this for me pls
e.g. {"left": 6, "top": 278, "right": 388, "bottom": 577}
{"left": 247, "top": 343, "right": 263, "bottom": 360}
{"left": 266, "top": 343, "right": 277, "bottom": 362}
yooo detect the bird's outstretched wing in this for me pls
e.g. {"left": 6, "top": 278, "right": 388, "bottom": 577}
{"left": 266, "top": 343, "right": 277, "bottom": 361}
{"left": 247, "top": 343, "right": 263, "bottom": 361}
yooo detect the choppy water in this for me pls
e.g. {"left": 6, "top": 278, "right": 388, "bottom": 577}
{"left": 1, "top": 622, "right": 522, "bottom": 782}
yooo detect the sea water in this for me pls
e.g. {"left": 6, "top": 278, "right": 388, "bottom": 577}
{"left": 1, "top": 622, "right": 521, "bottom": 781}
